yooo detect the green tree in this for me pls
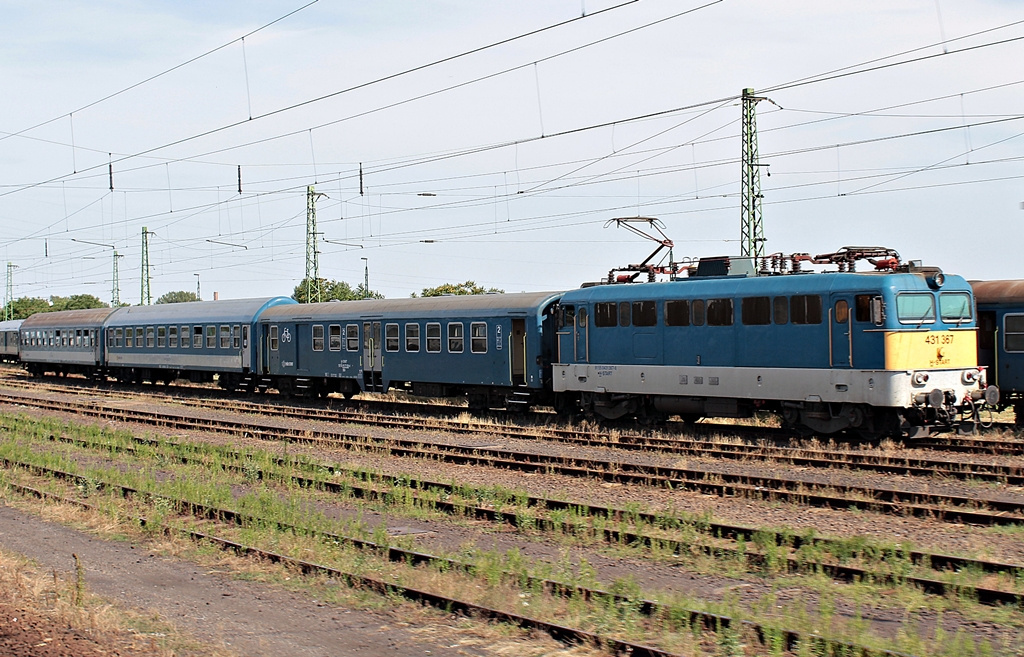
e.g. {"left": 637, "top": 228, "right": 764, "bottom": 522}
{"left": 292, "top": 278, "right": 383, "bottom": 303}
{"left": 5, "top": 297, "right": 51, "bottom": 320}
{"left": 156, "top": 290, "right": 200, "bottom": 304}
{"left": 49, "top": 294, "right": 107, "bottom": 311}
{"left": 414, "top": 281, "right": 503, "bottom": 298}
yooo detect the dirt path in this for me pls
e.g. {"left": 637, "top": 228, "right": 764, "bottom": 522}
{"left": 0, "top": 503, "right": 535, "bottom": 657}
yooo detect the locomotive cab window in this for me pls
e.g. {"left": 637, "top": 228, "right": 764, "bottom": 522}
{"left": 834, "top": 300, "right": 849, "bottom": 324}
{"left": 557, "top": 305, "right": 575, "bottom": 329}
{"left": 448, "top": 322, "right": 464, "bottom": 353}
{"left": 426, "top": 323, "right": 441, "bottom": 353}
{"left": 471, "top": 322, "right": 487, "bottom": 353}
{"left": 1004, "top": 314, "right": 1024, "bottom": 353}
{"left": 346, "top": 324, "right": 359, "bottom": 351}
{"left": 329, "top": 325, "right": 342, "bottom": 351}
{"left": 896, "top": 293, "right": 935, "bottom": 325}
{"left": 594, "top": 302, "right": 617, "bottom": 328}
{"left": 269, "top": 325, "right": 279, "bottom": 351}
{"left": 312, "top": 325, "right": 325, "bottom": 351}
{"left": 385, "top": 323, "right": 399, "bottom": 352}
{"left": 940, "top": 292, "right": 973, "bottom": 324}
{"left": 632, "top": 300, "right": 656, "bottom": 327}
{"left": 405, "top": 323, "right": 420, "bottom": 352}
{"left": 741, "top": 297, "right": 771, "bottom": 325}
{"left": 790, "top": 295, "right": 822, "bottom": 325}
{"left": 665, "top": 300, "right": 690, "bottom": 326}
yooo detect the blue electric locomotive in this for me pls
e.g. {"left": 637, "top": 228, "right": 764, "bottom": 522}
{"left": 257, "top": 292, "right": 562, "bottom": 408}
{"left": 552, "top": 257, "right": 993, "bottom": 437}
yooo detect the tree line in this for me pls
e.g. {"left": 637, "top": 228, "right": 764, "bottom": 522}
{"left": 0, "top": 279, "right": 503, "bottom": 320}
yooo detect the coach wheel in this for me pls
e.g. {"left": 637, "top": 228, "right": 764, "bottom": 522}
{"left": 679, "top": 413, "right": 703, "bottom": 426}
{"left": 342, "top": 390, "right": 357, "bottom": 400}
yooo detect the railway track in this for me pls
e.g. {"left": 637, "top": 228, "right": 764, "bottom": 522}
{"left": 0, "top": 462, "right": 927, "bottom": 657}
{"left": 36, "top": 428, "right": 1024, "bottom": 606}
{"left": 4, "top": 376, "right": 1024, "bottom": 483}
{"left": 2, "top": 387, "right": 1024, "bottom": 526}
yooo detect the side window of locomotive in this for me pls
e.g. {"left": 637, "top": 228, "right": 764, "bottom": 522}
{"left": 447, "top": 323, "right": 464, "bottom": 353}
{"left": 313, "top": 325, "right": 325, "bottom": 351}
{"left": 665, "top": 300, "right": 690, "bottom": 326}
{"left": 426, "top": 323, "right": 442, "bottom": 353}
{"left": 594, "top": 302, "right": 617, "bottom": 328}
{"left": 193, "top": 326, "right": 203, "bottom": 349}
{"left": 346, "top": 324, "right": 359, "bottom": 351}
{"left": 632, "top": 300, "right": 656, "bottom": 327}
{"left": 329, "top": 325, "right": 342, "bottom": 351}
{"left": 269, "top": 325, "right": 279, "bottom": 351}
{"left": 773, "top": 296, "right": 788, "bottom": 325}
{"left": 939, "top": 292, "right": 973, "bottom": 324}
{"left": 1004, "top": 314, "right": 1024, "bottom": 353}
{"left": 835, "top": 300, "right": 849, "bottom": 324}
{"left": 692, "top": 299, "right": 706, "bottom": 326}
{"left": 384, "top": 323, "right": 399, "bottom": 352}
{"left": 741, "top": 297, "right": 771, "bottom": 325}
{"left": 896, "top": 293, "right": 935, "bottom": 325}
{"left": 854, "top": 295, "right": 872, "bottom": 322}
{"left": 617, "top": 302, "right": 630, "bottom": 327}
{"left": 707, "top": 298, "right": 733, "bottom": 326}
{"left": 558, "top": 305, "right": 575, "bottom": 329}
{"left": 405, "top": 323, "right": 420, "bottom": 352}
{"left": 791, "top": 295, "right": 822, "bottom": 325}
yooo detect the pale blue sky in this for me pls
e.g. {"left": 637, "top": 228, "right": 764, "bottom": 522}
{"left": 1, "top": 0, "right": 1022, "bottom": 302}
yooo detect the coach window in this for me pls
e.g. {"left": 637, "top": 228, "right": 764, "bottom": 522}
{"left": 383, "top": 323, "right": 398, "bottom": 352}
{"left": 146, "top": 327, "right": 155, "bottom": 348}
{"left": 665, "top": 300, "right": 690, "bottom": 326}
{"left": 136, "top": 327, "right": 144, "bottom": 347}
{"left": 617, "top": 302, "right": 630, "bottom": 327}
{"left": 707, "top": 298, "right": 733, "bottom": 326}
{"left": 742, "top": 297, "right": 771, "bottom": 325}
{"left": 178, "top": 326, "right": 188, "bottom": 348}
{"left": 791, "top": 295, "right": 822, "bottom": 325}
{"left": 471, "top": 322, "right": 487, "bottom": 353}
{"left": 115, "top": 328, "right": 123, "bottom": 348}
{"left": 346, "top": 324, "right": 359, "bottom": 351}
{"left": 107, "top": 330, "right": 114, "bottom": 348}
{"left": 205, "top": 326, "right": 215, "bottom": 348}
{"left": 405, "top": 323, "right": 420, "bottom": 352}
{"left": 219, "top": 325, "right": 230, "bottom": 349}
{"left": 313, "top": 325, "right": 325, "bottom": 351}
{"left": 269, "top": 325, "right": 279, "bottom": 351}
{"left": 896, "top": 293, "right": 935, "bottom": 325}
{"left": 233, "top": 325, "right": 241, "bottom": 349}
{"left": 940, "top": 292, "right": 973, "bottom": 324}
{"left": 632, "top": 300, "right": 657, "bottom": 327}
{"left": 773, "top": 297, "right": 789, "bottom": 325}
{"left": 124, "top": 327, "right": 133, "bottom": 348}
{"left": 157, "top": 326, "right": 166, "bottom": 348}
{"left": 426, "top": 323, "right": 441, "bottom": 353}
{"left": 448, "top": 323, "right": 464, "bottom": 353}
{"left": 595, "top": 302, "right": 617, "bottom": 328}
{"left": 169, "top": 326, "right": 178, "bottom": 348}
{"left": 74, "top": 329, "right": 81, "bottom": 347}
{"left": 329, "top": 325, "right": 342, "bottom": 351}
{"left": 1004, "top": 315, "right": 1024, "bottom": 352}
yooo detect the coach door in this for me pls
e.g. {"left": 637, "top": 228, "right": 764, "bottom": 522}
{"left": 511, "top": 318, "right": 527, "bottom": 385}
{"left": 830, "top": 296, "right": 853, "bottom": 368}
{"left": 363, "top": 320, "right": 382, "bottom": 391}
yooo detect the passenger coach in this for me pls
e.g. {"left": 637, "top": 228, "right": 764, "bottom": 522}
{"left": 20, "top": 308, "right": 118, "bottom": 378}
{"left": 973, "top": 279, "right": 1024, "bottom": 423}
{"left": 553, "top": 259, "right": 992, "bottom": 437}
{"left": 0, "top": 319, "right": 23, "bottom": 362}
{"left": 258, "top": 292, "right": 562, "bottom": 407}
{"left": 103, "top": 297, "right": 295, "bottom": 388}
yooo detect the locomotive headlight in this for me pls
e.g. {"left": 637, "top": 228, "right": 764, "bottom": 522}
{"left": 912, "top": 371, "right": 929, "bottom": 386}
{"left": 962, "top": 369, "right": 978, "bottom": 385}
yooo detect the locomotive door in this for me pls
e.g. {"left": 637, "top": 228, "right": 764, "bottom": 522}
{"left": 363, "top": 321, "right": 382, "bottom": 391}
{"left": 830, "top": 296, "right": 853, "bottom": 368}
{"left": 574, "top": 306, "right": 589, "bottom": 363}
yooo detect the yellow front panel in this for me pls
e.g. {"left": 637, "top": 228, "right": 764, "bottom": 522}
{"left": 883, "top": 330, "right": 977, "bottom": 370}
